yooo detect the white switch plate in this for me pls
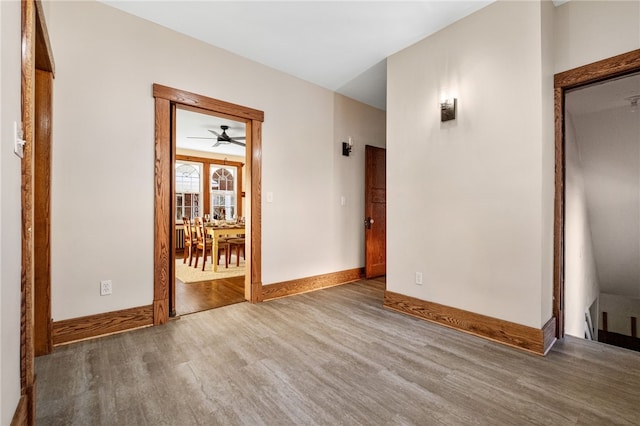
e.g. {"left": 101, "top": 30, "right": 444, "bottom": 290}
{"left": 266, "top": 192, "right": 274, "bottom": 203}
{"left": 415, "top": 272, "right": 423, "bottom": 285}
{"left": 340, "top": 196, "right": 346, "bottom": 206}
{"left": 100, "top": 280, "right": 113, "bottom": 296}
{"left": 14, "top": 121, "right": 25, "bottom": 159}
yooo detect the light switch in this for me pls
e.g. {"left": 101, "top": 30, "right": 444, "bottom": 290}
{"left": 266, "top": 192, "right": 274, "bottom": 203}
{"left": 341, "top": 196, "right": 346, "bottom": 206}
{"left": 14, "top": 121, "right": 25, "bottom": 159}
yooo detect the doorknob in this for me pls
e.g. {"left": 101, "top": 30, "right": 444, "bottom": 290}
{"left": 364, "top": 217, "right": 374, "bottom": 229}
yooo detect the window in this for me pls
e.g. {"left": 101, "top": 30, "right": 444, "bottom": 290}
{"left": 211, "top": 167, "right": 235, "bottom": 220}
{"left": 175, "top": 162, "right": 202, "bottom": 222}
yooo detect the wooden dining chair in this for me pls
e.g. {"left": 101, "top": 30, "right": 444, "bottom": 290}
{"left": 182, "top": 217, "right": 194, "bottom": 266}
{"left": 228, "top": 237, "right": 245, "bottom": 267}
{"left": 193, "top": 217, "right": 230, "bottom": 270}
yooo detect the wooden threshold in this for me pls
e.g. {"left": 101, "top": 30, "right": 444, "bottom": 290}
{"left": 52, "top": 305, "right": 153, "bottom": 346}
{"left": 384, "top": 291, "right": 556, "bottom": 356}
{"left": 261, "top": 268, "right": 363, "bottom": 301}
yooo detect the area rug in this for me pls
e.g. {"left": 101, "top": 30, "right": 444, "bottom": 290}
{"left": 175, "top": 255, "right": 245, "bottom": 283}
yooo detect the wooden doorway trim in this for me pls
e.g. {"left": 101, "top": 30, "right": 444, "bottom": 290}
{"left": 152, "top": 84, "right": 264, "bottom": 325}
{"left": 553, "top": 49, "right": 640, "bottom": 338}
{"left": 20, "top": 0, "right": 55, "bottom": 423}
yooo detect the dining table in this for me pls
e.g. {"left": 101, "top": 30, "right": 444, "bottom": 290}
{"left": 204, "top": 223, "right": 245, "bottom": 272}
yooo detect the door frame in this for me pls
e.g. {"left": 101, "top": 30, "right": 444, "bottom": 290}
{"left": 20, "top": 0, "right": 55, "bottom": 422}
{"left": 553, "top": 49, "right": 640, "bottom": 338}
{"left": 152, "top": 84, "right": 264, "bottom": 325}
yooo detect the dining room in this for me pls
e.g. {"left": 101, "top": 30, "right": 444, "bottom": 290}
{"left": 173, "top": 107, "right": 248, "bottom": 316}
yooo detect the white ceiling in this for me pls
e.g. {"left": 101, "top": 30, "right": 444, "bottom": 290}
{"left": 566, "top": 72, "right": 640, "bottom": 116}
{"left": 176, "top": 109, "right": 247, "bottom": 157}
{"left": 101, "top": 0, "right": 495, "bottom": 111}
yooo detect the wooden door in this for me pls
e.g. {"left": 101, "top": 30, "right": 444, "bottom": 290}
{"left": 365, "top": 145, "right": 386, "bottom": 278}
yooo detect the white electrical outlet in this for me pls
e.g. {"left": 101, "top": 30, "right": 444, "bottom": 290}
{"left": 415, "top": 272, "right": 423, "bottom": 285}
{"left": 100, "top": 280, "right": 112, "bottom": 296}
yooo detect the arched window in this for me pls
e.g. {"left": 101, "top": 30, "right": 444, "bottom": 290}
{"left": 175, "top": 162, "right": 202, "bottom": 222}
{"left": 211, "top": 167, "right": 236, "bottom": 219}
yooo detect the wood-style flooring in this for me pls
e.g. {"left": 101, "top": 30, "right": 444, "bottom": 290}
{"left": 176, "top": 275, "right": 245, "bottom": 316}
{"left": 36, "top": 279, "right": 640, "bottom": 425}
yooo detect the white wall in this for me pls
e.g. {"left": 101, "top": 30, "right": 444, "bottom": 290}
{"left": 47, "top": 1, "right": 385, "bottom": 320}
{"left": 572, "top": 107, "right": 640, "bottom": 298}
{"left": 332, "top": 93, "right": 387, "bottom": 268}
{"left": 0, "top": 1, "right": 24, "bottom": 423}
{"left": 540, "top": 0, "right": 556, "bottom": 325}
{"left": 564, "top": 113, "right": 600, "bottom": 338}
{"left": 387, "top": 0, "right": 551, "bottom": 328}
{"left": 554, "top": 0, "right": 640, "bottom": 73}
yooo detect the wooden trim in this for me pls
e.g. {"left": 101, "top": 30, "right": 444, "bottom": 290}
{"left": 176, "top": 154, "right": 244, "bottom": 169}
{"left": 553, "top": 49, "right": 640, "bottom": 340}
{"left": 21, "top": 1, "right": 37, "bottom": 424}
{"left": 262, "top": 268, "right": 363, "bottom": 301}
{"left": 11, "top": 395, "right": 28, "bottom": 426}
{"left": 554, "top": 49, "right": 640, "bottom": 89}
{"left": 52, "top": 305, "right": 154, "bottom": 346}
{"left": 384, "top": 291, "right": 554, "bottom": 355}
{"left": 153, "top": 98, "right": 171, "bottom": 325}
{"left": 33, "top": 69, "right": 53, "bottom": 356}
{"left": 249, "top": 120, "right": 262, "bottom": 302}
{"left": 153, "top": 84, "right": 264, "bottom": 122}
{"left": 153, "top": 84, "right": 264, "bottom": 314}
{"left": 553, "top": 86, "right": 564, "bottom": 339}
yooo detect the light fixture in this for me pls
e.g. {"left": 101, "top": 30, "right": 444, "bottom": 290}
{"left": 627, "top": 95, "right": 640, "bottom": 113}
{"left": 342, "top": 137, "right": 353, "bottom": 156}
{"left": 441, "top": 97, "right": 457, "bottom": 122}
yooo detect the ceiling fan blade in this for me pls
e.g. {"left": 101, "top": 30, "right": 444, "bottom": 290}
{"left": 187, "top": 136, "right": 215, "bottom": 140}
{"left": 231, "top": 136, "right": 246, "bottom": 140}
{"left": 212, "top": 140, "right": 222, "bottom": 147}
{"left": 229, "top": 139, "right": 246, "bottom": 147}
{"left": 208, "top": 129, "right": 222, "bottom": 137}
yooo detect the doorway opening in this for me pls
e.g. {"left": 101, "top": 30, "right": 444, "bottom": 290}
{"left": 174, "top": 107, "right": 248, "bottom": 315}
{"left": 564, "top": 71, "right": 640, "bottom": 351}
{"left": 553, "top": 49, "right": 640, "bottom": 341}
{"left": 152, "top": 84, "right": 264, "bottom": 325}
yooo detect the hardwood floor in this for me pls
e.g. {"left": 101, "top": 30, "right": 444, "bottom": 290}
{"left": 36, "top": 279, "right": 640, "bottom": 425}
{"left": 175, "top": 248, "right": 246, "bottom": 316}
{"left": 176, "top": 275, "right": 245, "bottom": 316}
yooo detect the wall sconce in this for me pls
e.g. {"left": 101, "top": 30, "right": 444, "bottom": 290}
{"left": 342, "top": 137, "right": 353, "bottom": 156}
{"left": 440, "top": 97, "right": 457, "bottom": 122}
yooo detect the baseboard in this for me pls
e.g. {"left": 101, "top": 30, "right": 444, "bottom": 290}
{"left": 52, "top": 305, "right": 154, "bottom": 346}
{"left": 261, "top": 267, "right": 363, "bottom": 301}
{"left": 10, "top": 395, "right": 28, "bottom": 426}
{"left": 384, "top": 291, "right": 557, "bottom": 356}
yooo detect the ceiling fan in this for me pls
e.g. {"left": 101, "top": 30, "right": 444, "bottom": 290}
{"left": 188, "top": 125, "right": 246, "bottom": 147}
